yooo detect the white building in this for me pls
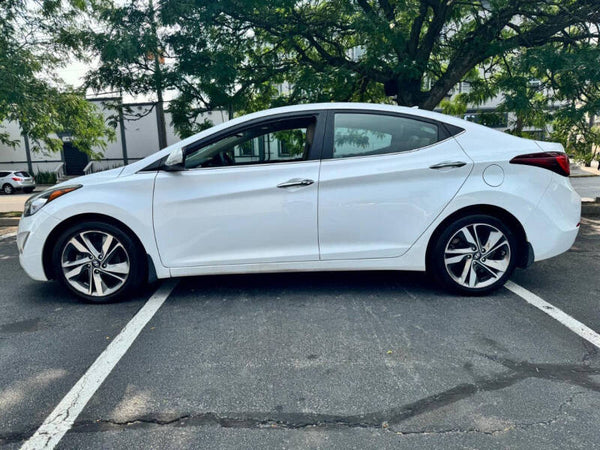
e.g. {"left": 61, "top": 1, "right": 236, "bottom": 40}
{"left": 0, "top": 98, "right": 227, "bottom": 178}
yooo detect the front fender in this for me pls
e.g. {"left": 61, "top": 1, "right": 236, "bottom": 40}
{"left": 42, "top": 172, "right": 169, "bottom": 279}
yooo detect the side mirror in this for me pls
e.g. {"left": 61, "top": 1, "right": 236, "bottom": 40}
{"left": 163, "top": 147, "right": 185, "bottom": 171}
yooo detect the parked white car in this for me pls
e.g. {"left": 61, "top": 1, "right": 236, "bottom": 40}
{"left": 0, "top": 170, "right": 36, "bottom": 194}
{"left": 17, "top": 103, "right": 580, "bottom": 302}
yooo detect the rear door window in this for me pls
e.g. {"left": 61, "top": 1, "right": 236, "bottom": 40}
{"left": 332, "top": 113, "right": 440, "bottom": 159}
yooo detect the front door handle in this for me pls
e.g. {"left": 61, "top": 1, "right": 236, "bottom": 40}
{"left": 429, "top": 161, "right": 467, "bottom": 170}
{"left": 277, "top": 178, "right": 314, "bottom": 188}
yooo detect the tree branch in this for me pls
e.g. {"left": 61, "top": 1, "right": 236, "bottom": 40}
{"left": 408, "top": 2, "right": 429, "bottom": 58}
{"left": 420, "top": 0, "right": 600, "bottom": 109}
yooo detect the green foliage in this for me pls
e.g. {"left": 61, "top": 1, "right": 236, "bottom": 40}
{"left": 440, "top": 97, "right": 468, "bottom": 117}
{"left": 0, "top": 0, "right": 114, "bottom": 156}
{"left": 73, "top": 0, "right": 600, "bottom": 143}
{"left": 80, "top": 0, "right": 164, "bottom": 97}
{"left": 272, "top": 129, "right": 305, "bottom": 156}
{"left": 161, "top": 0, "right": 600, "bottom": 108}
{"left": 34, "top": 170, "right": 57, "bottom": 185}
{"left": 551, "top": 120, "right": 600, "bottom": 166}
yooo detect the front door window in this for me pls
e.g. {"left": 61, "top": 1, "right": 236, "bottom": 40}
{"left": 184, "top": 117, "right": 317, "bottom": 169}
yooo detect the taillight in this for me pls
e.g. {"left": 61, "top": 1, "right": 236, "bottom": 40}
{"left": 509, "top": 152, "right": 570, "bottom": 177}
{"left": 12, "top": 177, "right": 23, "bottom": 182}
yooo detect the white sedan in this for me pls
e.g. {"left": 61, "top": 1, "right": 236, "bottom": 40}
{"left": 17, "top": 103, "right": 580, "bottom": 302}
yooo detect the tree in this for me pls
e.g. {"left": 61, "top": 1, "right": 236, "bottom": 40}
{"left": 80, "top": 0, "right": 170, "bottom": 147}
{"left": 158, "top": 0, "right": 600, "bottom": 113}
{"left": 0, "top": 0, "right": 113, "bottom": 156}
{"left": 449, "top": 28, "right": 600, "bottom": 164}
{"left": 80, "top": 1, "right": 600, "bottom": 142}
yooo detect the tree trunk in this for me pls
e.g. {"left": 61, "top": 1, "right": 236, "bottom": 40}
{"left": 514, "top": 115, "right": 524, "bottom": 137}
{"left": 393, "top": 79, "right": 424, "bottom": 107}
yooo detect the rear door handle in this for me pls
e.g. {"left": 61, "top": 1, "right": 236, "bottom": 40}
{"left": 277, "top": 178, "right": 315, "bottom": 188}
{"left": 429, "top": 161, "right": 467, "bottom": 169}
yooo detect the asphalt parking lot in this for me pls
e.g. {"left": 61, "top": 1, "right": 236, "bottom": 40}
{"left": 1, "top": 211, "right": 600, "bottom": 449}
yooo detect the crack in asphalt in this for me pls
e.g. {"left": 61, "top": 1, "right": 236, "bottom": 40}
{"left": 2, "top": 357, "right": 598, "bottom": 444}
{"left": 390, "top": 390, "right": 587, "bottom": 436}
{"left": 582, "top": 339, "right": 598, "bottom": 366}
{"left": 66, "top": 357, "right": 600, "bottom": 434}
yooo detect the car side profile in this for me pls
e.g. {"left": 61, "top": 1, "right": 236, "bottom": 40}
{"left": 17, "top": 103, "right": 580, "bottom": 302}
{"left": 1, "top": 170, "right": 36, "bottom": 194}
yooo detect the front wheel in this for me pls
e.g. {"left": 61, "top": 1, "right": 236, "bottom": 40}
{"left": 429, "top": 214, "right": 518, "bottom": 295}
{"left": 52, "top": 221, "right": 146, "bottom": 303}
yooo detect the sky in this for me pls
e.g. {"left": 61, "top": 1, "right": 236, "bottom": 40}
{"left": 57, "top": 59, "right": 156, "bottom": 104}
{"left": 58, "top": 61, "right": 88, "bottom": 90}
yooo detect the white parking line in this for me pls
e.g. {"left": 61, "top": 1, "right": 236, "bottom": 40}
{"left": 506, "top": 280, "right": 600, "bottom": 350}
{"left": 20, "top": 280, "right": 178, "bottom": 450}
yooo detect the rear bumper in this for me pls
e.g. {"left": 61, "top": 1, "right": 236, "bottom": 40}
{"left": 14, "top": 182, "right": 36, "bottom": 190}
{"left": 526, "top": 175, "right": 581, "bottom": 262}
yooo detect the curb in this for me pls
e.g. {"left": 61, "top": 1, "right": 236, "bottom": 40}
{"left": 0, "top": 217, "right": 19, "bottom": 227}
{"left": 582, "top": 202, "right": 600, "bottom": 217}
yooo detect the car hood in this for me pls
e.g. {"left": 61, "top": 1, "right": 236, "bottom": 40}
{"left": 53, "top": 167, "right": 125, "bottom": 189}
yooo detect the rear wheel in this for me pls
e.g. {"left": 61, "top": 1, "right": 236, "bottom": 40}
{"left": 2, "top": 184, "right": 14, "bottom": 195}
{"left": 51, "top": 221, "right": 146, "bottom": 303}
{"left": 430, "top": 214, "right": 518, "bottom": 295}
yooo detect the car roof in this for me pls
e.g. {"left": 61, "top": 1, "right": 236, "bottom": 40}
{"left": 121, "top": 102, "right": 523, "bottom": 176}
{"left": 235, "top": 102, "right": 470, "bottom": 127}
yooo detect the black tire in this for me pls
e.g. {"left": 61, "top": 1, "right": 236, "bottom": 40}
{"left": 51, "top": 221, "right": 146, "bottom": 303}
{"left": 23, "top": 187, "right": 34, "bottom": 193}
{"left": 2, "top": 184, "right": 14, "bottom": 195}
{"left": 429, "top": 214, "right": 518, "bottom": 295}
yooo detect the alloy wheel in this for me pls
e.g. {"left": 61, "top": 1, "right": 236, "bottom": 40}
{"left": 60, "top": 230, "right": 130, "bottom": 297}
{"left": 443, "top": 223, "right": 511, "bottom": 289}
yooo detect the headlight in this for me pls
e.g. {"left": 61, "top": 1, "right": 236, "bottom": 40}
{"left": 23, "top": 185, "right": 82, "bottom": 217}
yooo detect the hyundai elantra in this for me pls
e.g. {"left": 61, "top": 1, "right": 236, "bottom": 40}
{"left": 17, "top": 103, "right": 580, "bottom": 302}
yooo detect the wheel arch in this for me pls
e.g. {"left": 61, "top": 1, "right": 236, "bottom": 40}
{"left": 425, "top": 204, "right": 531, "bottom": 271}
{"left": 42, "top": 213, "right": 155, "bottom": 281}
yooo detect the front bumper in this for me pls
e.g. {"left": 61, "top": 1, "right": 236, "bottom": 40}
{"left": 18, "top": 210, "right": 60, "bottom": 281}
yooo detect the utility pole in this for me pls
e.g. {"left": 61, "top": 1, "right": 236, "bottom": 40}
{"left": 23, "top": 133, "right": 33, "bottom": 174}
{"left": 149, "top": 0, "right": 168, "bottom": 149}
{"left": 118, "top": 92, "right": 129, "bottom": 165}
